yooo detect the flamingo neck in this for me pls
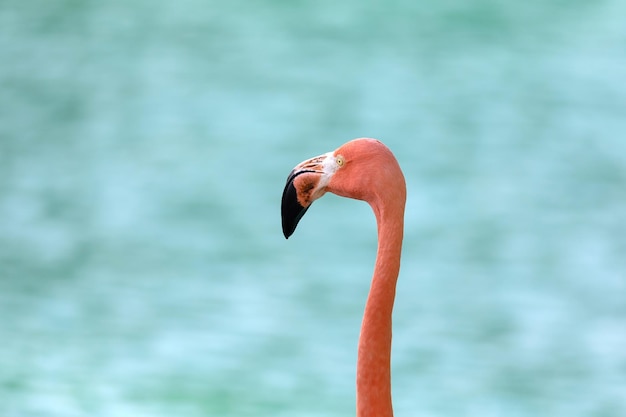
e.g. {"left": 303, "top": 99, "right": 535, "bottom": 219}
{"left": 356, "top": 200, "right": 404, "bottom": 417}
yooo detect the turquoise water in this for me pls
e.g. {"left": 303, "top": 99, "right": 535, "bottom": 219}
{"left": 1, "top": 1, "right": 625, "bottom": 416}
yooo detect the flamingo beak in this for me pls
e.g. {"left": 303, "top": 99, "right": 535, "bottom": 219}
{"left": 281, "top": 152, "right": 334, "bottom": 239}
{"left": 281, "top": 168, "right": 313, "bottom": 239}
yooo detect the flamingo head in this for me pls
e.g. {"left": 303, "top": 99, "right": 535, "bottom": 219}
{"left": 281, "top": 138, "right": 405, "bottom": 239}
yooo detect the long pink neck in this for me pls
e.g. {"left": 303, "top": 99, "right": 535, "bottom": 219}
{"left": 356, "top": 199, "right": 404, "bottom": 417}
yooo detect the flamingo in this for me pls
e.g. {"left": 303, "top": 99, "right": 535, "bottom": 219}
{"left": 281, "top": 138, "right": 406, "bottom": 417}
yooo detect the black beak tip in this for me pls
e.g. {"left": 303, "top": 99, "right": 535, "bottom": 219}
{"left": 281, "top": 172, "right": 310, "bottom": 239}
{"left": 282, "top": 205, "right": 309, "bottom": 239}
{"left": 282, "top": 222, "right": 296, "bottom": 239}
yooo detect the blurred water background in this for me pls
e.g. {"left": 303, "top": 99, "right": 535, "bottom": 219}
{"left": 1, "top": 1, "right": 625, "bottom": 416}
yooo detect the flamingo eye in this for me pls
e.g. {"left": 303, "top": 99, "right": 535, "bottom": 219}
{"left": 336, "top": 155, "right": 345, "bottom": 167}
